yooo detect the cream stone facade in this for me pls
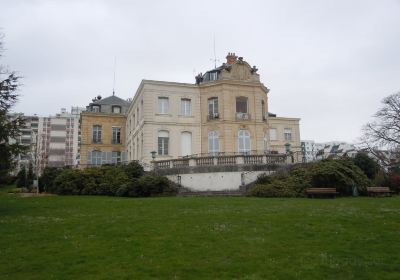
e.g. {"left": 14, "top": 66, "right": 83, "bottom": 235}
{"left": 126, "top": 53, "right": 301, "bottom": 164}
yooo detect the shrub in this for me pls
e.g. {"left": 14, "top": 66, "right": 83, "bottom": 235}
{"left": 39, "top": 167, "right": 63, "bottom": 193}
{"left": 251, "top": 181, "right": 299, "bottom": 197}
{"left": 352, "top": 152, "right": 380, "bottom": 180}
{"left": 387, "top": 174, "right": 400, "bottom": 193}
{"left": 16, "top": 168, "right": 27, "bottom": 188}
{"left": 308, "top": 158, "right": 371, "bottom": 195}
{"left": 53, "top": 169, "right": 85, "bottom": 195}
{"left": 123, "top": 161, "right": 144, "bottom": 179}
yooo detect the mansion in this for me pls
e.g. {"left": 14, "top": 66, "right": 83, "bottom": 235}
{"left": 80, "top": 53, "right": 301, "bottom": 166}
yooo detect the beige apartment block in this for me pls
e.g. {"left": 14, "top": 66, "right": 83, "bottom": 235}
{"left": 80, "top": 95, "right": 130, "bottom": 167}
{"left": 126, "top": 53, "right": 301, "bottom": 164}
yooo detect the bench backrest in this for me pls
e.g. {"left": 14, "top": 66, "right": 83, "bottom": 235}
{"left": 367, "top": 187, "right": 390, "bottom": 192}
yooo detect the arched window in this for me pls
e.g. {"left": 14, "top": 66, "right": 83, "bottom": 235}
{"left": 208, "top": 131, "right": 219, "bottom": 155}
{"left": 158, "top": 130, "right": 169, "bottom": 155}
{"left": 238, "top": 130, "right": 251, "bottom": 154}
{"left": 181, "top": 132, "right": 192, "bottom": 156}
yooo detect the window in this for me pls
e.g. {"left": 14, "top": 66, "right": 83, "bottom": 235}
{"left": 112, "top": 106, "right": 121, "bottom": 114}
{"left": 269, "top": 128, "right": 277, "bottom": 141}
{"left": 236, "top": 97, "right": 249, "bottom": 120}
{"left": 91, "top": 150, "right": 102, "bottom": 165}
{"left": 238, "top": 130, "right": 251, "bottom": 154}
{"left": 158, "top": 130, "right": 169, "bottom": 155}
{"left": 112, "top": 127, "right": 121, "bottom": 144}
{"left": 236, "top": 97, "right": 248, "bottom": 113}
{"left": 264, "top": 134, "right": 269, "bottom": 154}
{"left": 92, "top": 105, "right": 100, "bottom": 112}
{"left": 181, "top": 132, "right": 192, "bottom": 156}
{"left": 284, "top": 128, "right": 292, "bottom": 141}
{"left": 208, "top": 98, "right": 219, "bottom": 118}
{"left": 208, "top": 131, "right": 219, "bottom": 155}
{"left": 112, "top": 151, "right": 121, "bottom": 164}
{"left": 181, "top": 99, "right": 191, "bottom": 116}
{"left": 93, "top": 125, "right": 102, "bottom": 143}
{"left": 137, "top": 107, "right": 139, "bottom": 124}
{"left": 158, "top": 97, "right": 169, "bottom": 114}
{"left": 261, "top": 100, "right": 266, "bottom": 120}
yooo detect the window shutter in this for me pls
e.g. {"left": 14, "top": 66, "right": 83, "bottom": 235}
{"left": 87, "top": 151, "right": 92, "bottom": 165}
{"left": 122, "top": 152, "right": 127, "bottom": 163}
{"left": 106, "top": 151, "right": 112, "bottom": 163}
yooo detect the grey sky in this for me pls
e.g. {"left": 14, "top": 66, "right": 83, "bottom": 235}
{"left": 1, "top": 0, "right": 400, "bottom": 143}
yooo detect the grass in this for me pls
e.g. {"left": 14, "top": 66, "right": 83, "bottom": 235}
{"left": 0, "top": 190, "right": 399, "bottom": 279}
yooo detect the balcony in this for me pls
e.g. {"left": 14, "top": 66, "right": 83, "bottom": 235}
{"left": 207, "top": 113, "right": 220, "bottom": 121}
{"left": 236, "top": 112, "right": 251, "bottom": 121}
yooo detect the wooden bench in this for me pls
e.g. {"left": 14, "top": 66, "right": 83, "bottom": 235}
{"left": 306, "top": 188, "right": 339, "bottom": 198}
{"left": 367, "top": 187, "right": 393, "bottom": 197}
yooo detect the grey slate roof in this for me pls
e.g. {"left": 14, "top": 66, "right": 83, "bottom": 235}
{"left": 92, "top": 95, "right": 130, "bottom": 106}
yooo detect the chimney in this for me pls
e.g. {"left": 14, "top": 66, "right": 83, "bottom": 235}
{"left": 226, "top": 52, "right": 238, "bottom": 65}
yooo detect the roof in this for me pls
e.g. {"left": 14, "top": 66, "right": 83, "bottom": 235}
{"left": 92, "top": 95, "right": 130, "bottom": 106}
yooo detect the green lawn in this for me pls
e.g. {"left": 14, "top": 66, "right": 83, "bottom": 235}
{"left": 0, "top": 191, "right": 399, "bottom": 279}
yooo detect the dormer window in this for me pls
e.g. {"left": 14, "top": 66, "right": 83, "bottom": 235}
{"left": 112, "top": 106, "right": 121, "bottom": 114}
{"left": 92, "top": 105, "right": 100, "bottom": 112}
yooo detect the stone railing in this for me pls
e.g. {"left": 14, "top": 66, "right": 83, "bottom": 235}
{"left": 153, "top": 153, "right": 295, "bottom": 169}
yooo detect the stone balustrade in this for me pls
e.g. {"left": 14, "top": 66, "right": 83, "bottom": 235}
{"left": 153, "top": 153, "right": 294, "bottom": 169}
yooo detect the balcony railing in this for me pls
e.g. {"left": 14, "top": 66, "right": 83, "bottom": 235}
{"left": 235, "top": 112, "right": 251, "bottom": 121}
{"left": 153, "top": 152, "right": 300, "bottom": 169}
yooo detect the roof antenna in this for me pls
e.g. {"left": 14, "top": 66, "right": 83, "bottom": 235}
{"left": 112, "top": 56, "right": 116, "bottom": 96}
{"left": 210, "top": 34, "right": 219, "bottom": 68}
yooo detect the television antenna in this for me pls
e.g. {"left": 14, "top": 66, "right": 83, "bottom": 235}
{"left": 210, "top": 35, "right": 220, "bottom": 68}
{"left": 112, "top": 56, "right": 117, "bottom": 96}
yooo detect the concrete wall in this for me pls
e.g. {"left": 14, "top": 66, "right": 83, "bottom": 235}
{"left": 167, "top": 171, "right": 272, "bottom": 191}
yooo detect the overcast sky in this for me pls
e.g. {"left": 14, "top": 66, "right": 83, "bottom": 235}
{"left": 1, "top": 0, "right": 399, "bottom": 143}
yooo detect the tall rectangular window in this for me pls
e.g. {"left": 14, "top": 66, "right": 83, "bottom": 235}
{"left": 112, "top": 151, "right": 121, "bottom": 164}
{"left": 158, "top": 97, "right": 169, "bottom": 114}
{"left": 91, "top": 150, "right": 102, "bottom": 165}
{"left": 208, "top": 131, "right": 219, "bottom": 155}
{"left": 269, "top": 128, "right": 277, "bottom": 141}
{"left": 284, "top": 128, "right": 292, "bottom": 141}
{"left": 92, "top": 125, "right": 102, "bottom": 143}
{"left": 208, "top": 98, "right": 218, "bottom": 118}
{"left": 236, "top": 97, "right": 248, "bottom": 113}
{"left": 158, "top": 131, "right": 169, "bottom": 155}
{"left": 112, "top": 127, "right": 121, "bottom": 144}
{"left": 181, "top": 99, "right": 191, "bottom": 116}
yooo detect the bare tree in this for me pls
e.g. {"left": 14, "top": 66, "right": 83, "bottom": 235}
{"left": 361, "top": 92, "right": 400, "bottom": 168}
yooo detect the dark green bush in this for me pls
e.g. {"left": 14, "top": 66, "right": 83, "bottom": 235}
{"left": 123, "top": 161, "right": 144, "bottom": 179}
{"left": 48, "top": 163, "right": 175, "bottom": 197}
{"left": 53, "top": 169, "right": 85, "bottom": 195}
{"left": 251, "top": 158, "right": 372, "bottom": 197}
{"left": 309, "top": 158, "right": 370, "bottom": 195}
{"left": 352, "top": 152, "right": 380, "bottom": 180}
{"left": 39, "top": 167, "right": 63, "bottom": 193}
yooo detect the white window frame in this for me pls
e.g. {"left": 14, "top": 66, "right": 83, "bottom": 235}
{"left": 158, "top": 130, "right": 169, "bottom": 155}
{"left": 93, "top": 125, "right": 102, "bottom": 143}
{"left": 269, "top": 128, "right": 277, "bottom": 141}
{"left": 284, "top": 128, "right": 292, "bottom": 141}
{"left": 181, "top": 98, "right": 191, "bottom": 116}
{"left": 238, "top": 130, "right": 251, "bottom": 155}
{"left": 91, "top": 150, "right": 102, "bottom": 166}
{"left": 158, "top": 97, "right": 169, "bottom": 114}
{"left": 112, "top": 127, "right": 121, "bottom": 144}
{"left": 208, "top": 97, "right": 218, "bottom": 117}
{"left": 208, "top": 131, "right": 219, "bottom": 155}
